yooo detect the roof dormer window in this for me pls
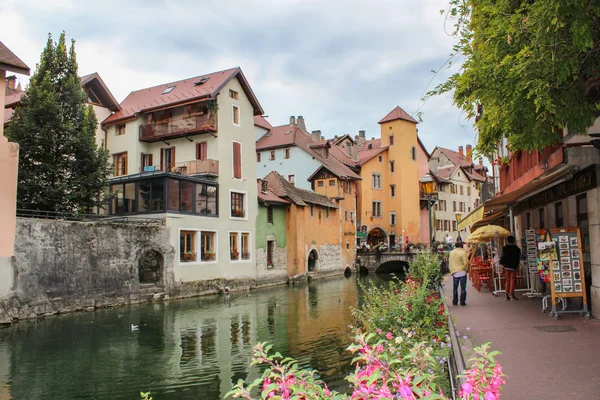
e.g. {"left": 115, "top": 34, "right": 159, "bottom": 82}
{"left": 161, "top": 86, "right": 175, "bottom": 95}
{"left": 194, "top": 77, "right": 209, "bottom": 86}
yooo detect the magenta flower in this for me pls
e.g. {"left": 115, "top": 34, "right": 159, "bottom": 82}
{"left": 461, "top": 382, "right": 473, "bottom": 394}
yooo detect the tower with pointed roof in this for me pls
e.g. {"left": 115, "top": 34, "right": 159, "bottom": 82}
{"left": 356, "top": 105, "right": 421, "bottom": 248}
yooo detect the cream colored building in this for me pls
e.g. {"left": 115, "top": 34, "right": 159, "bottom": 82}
{"left": 429, "top": 146, "right": 487, "bottom": 242}
{"left": 102, "top": 67, "right": 263, "bottom": 286}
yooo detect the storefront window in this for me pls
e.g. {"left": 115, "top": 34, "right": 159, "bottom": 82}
{"left": 555, "top": 202, "right": 563, "bottom": 228}
{"left": 180, "top": 181, "right": 194, "bottom": 213}
{"left": 138, "top": 180, "right": 151, "bottom": 212}
{"left": 150, "top": 179, "right": 165, "bottom": 211}
{"left": 168, "top": 179, "right": 180, "bottom": 211}
{"left": 576, "top": 194, "right": 590, "bottom": 254}
{"left": 195, "top": 184, "right": 218, "bottom": 216}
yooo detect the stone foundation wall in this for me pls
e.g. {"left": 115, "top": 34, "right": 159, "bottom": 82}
{"left": 0, "top": 218, "right": 174, "bottom": 323}
{"left": 256, "top": 246, "right": 288, "bottom": 285}
{"left": 315, "top": 243, "right": 343, "bottom": 275}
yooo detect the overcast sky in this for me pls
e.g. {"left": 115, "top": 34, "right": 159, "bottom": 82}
{"left": 1, "top": 0, "right": 477, "bottom": 154}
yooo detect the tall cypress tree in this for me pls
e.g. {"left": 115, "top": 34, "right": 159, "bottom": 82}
{"left": 6, "top": 32, "right": 111, "bottom": 214}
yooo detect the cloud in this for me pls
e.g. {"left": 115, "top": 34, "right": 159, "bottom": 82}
{"left": 0, "top": 0, "right": 477, "bottom": 154}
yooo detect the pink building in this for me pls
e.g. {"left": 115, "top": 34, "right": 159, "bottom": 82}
{"left": 0, "top": 41, "right": 30, "bottom": 297}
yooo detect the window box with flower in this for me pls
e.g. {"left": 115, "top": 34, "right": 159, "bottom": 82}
{"left": 202, "top": 251, "right": 216, "bottom": 261}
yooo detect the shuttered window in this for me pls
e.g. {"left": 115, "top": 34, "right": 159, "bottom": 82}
{"left": 160, "top": 147, "right": 175, "bottom": 171}
{"left": 196, "top": 142, "right": 207, "bottom": 160}
{"left": 232, "top": 142, "right": 242, "bottom": 179}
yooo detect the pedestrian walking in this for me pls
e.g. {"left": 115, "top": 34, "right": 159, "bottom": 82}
{"left": 449, "top": 240, "right": 469, "bottom": 306}
{"left": 500, "top": 235, "right": 521, "bottom": 300}
{"left": 445, "top": 233, "right": 453, "bottom": 251}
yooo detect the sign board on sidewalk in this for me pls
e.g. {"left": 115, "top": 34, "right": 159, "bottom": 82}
{"left": 540, "top": 228, "right": 589, "bottom": 318}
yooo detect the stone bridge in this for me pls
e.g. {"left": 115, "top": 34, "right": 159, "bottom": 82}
{"left": 355, "top": 252, "right": 415, "bottom": 274}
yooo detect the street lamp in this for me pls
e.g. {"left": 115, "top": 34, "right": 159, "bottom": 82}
{"left": 421, "top": 173, "right": 438, "bottom": 251}
{"left": 455, "top": 212, "right": 462, "bottom": 242}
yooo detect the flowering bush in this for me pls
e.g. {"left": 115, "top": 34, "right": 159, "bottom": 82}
{"left": 143, "top": 253, "right": 505, "bottom": 399}
{"left": 458, "top": 343, "right": 505, "bottom": 400}
{"left": 226, "top": 337, "right": 504, "bottom": 399}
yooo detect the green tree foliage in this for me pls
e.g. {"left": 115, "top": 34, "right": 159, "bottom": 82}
{"left": 429, "top": 0, "right": 600, "bottom": 154}
{"left": 6, "top": 32, "right": 111, "bottom": 214}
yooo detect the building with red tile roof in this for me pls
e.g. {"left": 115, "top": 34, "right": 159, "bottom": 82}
{"left": 102, "top": 66, "right": 263, "bottom": 289}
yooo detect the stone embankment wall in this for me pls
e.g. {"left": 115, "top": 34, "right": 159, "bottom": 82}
{"left": 0, "top": 218, "right": 174, "bottom": 323}
{"left": 313, "top": 243, "right": 343, "bottom": 276}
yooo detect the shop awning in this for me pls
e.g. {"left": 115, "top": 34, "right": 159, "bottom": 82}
{"left": 356, "top": 230, "right": 367, "bottom": 239}
{"left": 471, "top": 208, "right": 509, "bottom": 231}
{"left": 457, "top": 204, "right": 484, "bottom": 231}
{"left": 484, "top": 164, "right": 574, "bottom": 209}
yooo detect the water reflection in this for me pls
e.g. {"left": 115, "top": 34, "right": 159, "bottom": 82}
{"left": 0, "top": 275, "right": 391, "bottom": 400}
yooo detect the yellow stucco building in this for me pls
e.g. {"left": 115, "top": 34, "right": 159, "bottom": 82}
{"left": 356, "top": 106, "right": 421, "bottom": 248}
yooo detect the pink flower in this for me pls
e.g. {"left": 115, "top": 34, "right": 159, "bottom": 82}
{"left": 386, "top": 332, "right": 394, "bottom": 340}
{"left": 484, "top": 391, "right": 496, "bottom": 400}
{"left": 461, "top": 382, "right": 473, "bottom": 394}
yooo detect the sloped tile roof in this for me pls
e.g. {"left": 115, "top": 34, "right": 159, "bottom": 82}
{"left": 378, "top": 105, "right": 417, "bottom": 124}
{"left": 4, "top": 85, "right": 24, "bottom": 108}
{"left": 3, "top": 108, "right": 13, "bottom": 125}
{"left": 357, "top": 138, "right": 387, "bottom": 165}
{"left": 254, "top": 115, "right": 273, "bottom": 130}
{"left": 103, "top": 67, "right": 263, "bottom": 125}
{"left": 264, "top": 171, "right": 337, "bottom": 208}
{"left": 0, "top": 41, "right": 30, "bottom": 75}
{"left": 257, "top": 123, "right": 361, "bottom": 181}
{"left": 257, "top": 181, "right": 290, "bottom": 205}
{"left": 434, "top": 147, "right": 471, "bottom": 167}
{"left": 80, "top": 72, "right": 121, "bottom": 111}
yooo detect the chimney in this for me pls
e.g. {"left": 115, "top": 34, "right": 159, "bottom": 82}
{"left": 311, "top": 130, "right": 321, "bottom": 142}
{"left": 296, "top": 115, "right": 307, "bottom": 132}
{"left": 359, "top": 130, "right": 366, "bottom": 139}
{"left": 355, "top": 134, "right": 359, "bottom": 142}
{"left": 458, "top": 146, "right": 464, "bottom": 157}
{"left": 6, "top": 75, "right": 16, "bottom": 89}
{"left": 289, "top": 116, "right": 296, "bottom": 125}
{"left": 466, "top": 144, "right": 472, "bottom": 163}
{"left": 351, "top": 143, "right": 358, "bottom": 161}
{"left": 261, "top": 180, "right": 269, "bottom": 194}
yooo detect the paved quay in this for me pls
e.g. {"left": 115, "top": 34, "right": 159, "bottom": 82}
{"left": 443, "top": 275, "right": 600, "bottom": 400}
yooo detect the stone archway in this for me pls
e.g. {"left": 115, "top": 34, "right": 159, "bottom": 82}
{"left": 138, "top": 250, "right": 164, "bottom": 284}
{"left": 375, "top": 261, "right": 408, "bottom": 277}
{"left": 308, "top": 249, "right": 319, "bottom": 272}
{"left": 367, "top": 227, "right": 386, "bottom": 246}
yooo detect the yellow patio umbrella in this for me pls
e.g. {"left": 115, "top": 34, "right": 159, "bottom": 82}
{"left": 466, "top": 225, "right": 511, "bottom": 242}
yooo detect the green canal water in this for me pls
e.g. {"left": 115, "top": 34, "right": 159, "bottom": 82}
{"left": 0, "top": 274, "right": 396, "bottom": 400}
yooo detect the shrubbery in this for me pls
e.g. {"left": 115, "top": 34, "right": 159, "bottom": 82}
{"left": 224, "top": 252, "right": 504, "bottom": 399}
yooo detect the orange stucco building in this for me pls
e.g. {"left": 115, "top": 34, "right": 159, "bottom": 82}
{"left": 263, "top": 171, "right": 345, "bottom": 278}
{"left": 356, "top": 106, "right": 422, "bottom": 248}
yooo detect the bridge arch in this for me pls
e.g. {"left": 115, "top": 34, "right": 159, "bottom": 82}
{"left": 375, "top": 260, "right": 409, "bottom": 276}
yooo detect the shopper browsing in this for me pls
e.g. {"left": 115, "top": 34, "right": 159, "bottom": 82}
{"left": 449, "top": 240, "right": 469, "bottom": 306}
{"left": 500, "top": 235, "right": 521, "bottom": 300}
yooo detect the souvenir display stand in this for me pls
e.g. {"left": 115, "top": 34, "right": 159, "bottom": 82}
{"left": 521, "top": 230, "right": 543, "bottom": 299}
{"left": 539, "top": 228, "right": 590, "bottom": 319}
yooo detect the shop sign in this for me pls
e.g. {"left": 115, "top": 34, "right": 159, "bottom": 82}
{"left": 513, "top": 164, "right": 598, "bottom": 214}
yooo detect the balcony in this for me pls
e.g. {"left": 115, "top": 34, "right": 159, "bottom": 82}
{"left": 139, "top": 112, "right": 217, "bottom": 142}
{"left": 141, "top": 159, "right": 219, "bottom": 177}
{"left": 498, "top": 142, "right": 564, "bottom": 195}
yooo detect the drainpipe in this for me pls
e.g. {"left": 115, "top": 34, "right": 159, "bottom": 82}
{"left": 509, "top": 206, "right": 514, "bottom": 234}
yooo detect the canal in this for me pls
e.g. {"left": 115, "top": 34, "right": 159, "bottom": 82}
{"left": 0, "top": 274, "right": 398, "bottom": 400}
